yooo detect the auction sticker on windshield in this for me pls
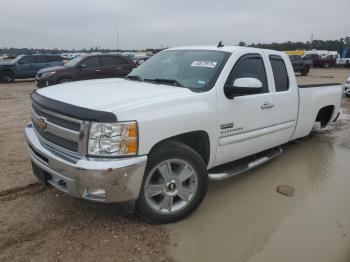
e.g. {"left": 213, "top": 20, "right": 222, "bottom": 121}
{"left": 191, "top": 61, "right": 217, "bottom": 68}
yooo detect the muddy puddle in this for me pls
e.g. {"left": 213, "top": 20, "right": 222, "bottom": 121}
{"left": 166, "top": 99, "right": 350, "bottom": 262}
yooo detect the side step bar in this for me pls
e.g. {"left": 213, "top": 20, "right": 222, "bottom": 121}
{"left": 208, "top": 146, "right": 283, "bottom": 181}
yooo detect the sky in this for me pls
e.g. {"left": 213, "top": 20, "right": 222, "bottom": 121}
{"left": 0, "top": 0, "right": 349, "bottom": 50}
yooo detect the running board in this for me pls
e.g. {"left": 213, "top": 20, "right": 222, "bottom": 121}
{"left": 208, "top": 147, "right": 283, "bottom": 181}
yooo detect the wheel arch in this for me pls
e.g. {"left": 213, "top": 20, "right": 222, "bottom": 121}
{"left": 148, "top": 130, "right": 211, "bottom": 166}
{"left": 316, "top": 105, "right": 335, "bottom": 128}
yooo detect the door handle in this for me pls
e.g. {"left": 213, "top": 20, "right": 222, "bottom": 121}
{"left": 115, "top": 67, "right": 122, "bottom": 70}
{"left": 95, "top": 69, "right": 101, "bottom": 72}
{"left": 261, "top": 102, "right": 274, "bottom": 109}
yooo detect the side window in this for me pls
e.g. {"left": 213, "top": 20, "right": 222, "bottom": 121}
{"left": 18, "top": 56, "right": 34, "bottom": 64}
{"left": 269, "top": 55, "right": 289, "bottom": 92}
{"left": 100, "top": 56, "right": 126, "bottom": 66}
{"left": 81, "top": 57, "right": 99, "bottom": 68}
{"left": 225, "top": 54, "right": 268, "bottom": 97}
{"left": 34, "top": 56, "right": 48, "bottom": 63}
{"left": 47, "top": 56, "right": 63, "bottom": 62}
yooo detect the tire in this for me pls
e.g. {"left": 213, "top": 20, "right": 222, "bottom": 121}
{"left": 58, "top": 78, "right": 72, "bottom": 84}
{"left": 1, "top": 71, "right": 15, "bottom": 83}
{"left": 346, "top": 93, "right": 350, "bottom": 98}
{"left": 136, "top": 141, "right": 208, "bottom": 224}
{"left": 301, "top": 66, "right": 309, "bottom": 76}
{"left": 323, "top": 63, "right": 330, "bottom": 68}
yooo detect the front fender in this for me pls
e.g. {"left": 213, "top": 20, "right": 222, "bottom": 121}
{"left": 115, "top": 90, "right": 218, "bottom": 168}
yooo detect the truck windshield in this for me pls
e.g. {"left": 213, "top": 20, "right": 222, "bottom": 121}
{"left": 127, "top": 50, "right": 229, "bottom": 91}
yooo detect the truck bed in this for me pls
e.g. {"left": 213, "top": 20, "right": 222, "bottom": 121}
{"left": 291, "top": 83, "right": 343, "bottom": 140}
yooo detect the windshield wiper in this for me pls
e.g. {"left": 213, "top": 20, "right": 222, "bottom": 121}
{"left": 144, "top": 78, "right": 183, "bottom": 87}
{"left": 125, "top": 75, "right": 143, "bottom": 81}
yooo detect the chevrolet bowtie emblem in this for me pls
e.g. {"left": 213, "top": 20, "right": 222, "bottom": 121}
{"left": 38, "top": 117, "right": 47, "bottom": 130}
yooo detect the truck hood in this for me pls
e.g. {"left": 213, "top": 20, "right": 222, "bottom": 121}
{"left": 36, "top": 78, "right": 193, "bottom": 113}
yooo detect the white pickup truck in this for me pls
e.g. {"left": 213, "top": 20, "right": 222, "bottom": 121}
{"left": 25, "top": 45, "right": 342, "bottom": 223}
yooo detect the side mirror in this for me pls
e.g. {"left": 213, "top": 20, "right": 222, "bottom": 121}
{"left": 226, "top": 78, "right": 263, "bottom": 97}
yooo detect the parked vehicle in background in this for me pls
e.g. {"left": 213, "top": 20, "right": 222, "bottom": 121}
{"left": 0, "top": 55, "right": 64, "bottom": 83}
{"left": 340, "top": 58, "right": 350, "bottom": 67}
{"left": 25, "top": 45, "right": 342, "bottom": 223}
{"left": 304, "top": 54, "right": 337, "bottom": 68}
{"left": 133, "top": 56, "right": 151, "bottom": 66}
{"left": 345, "top": 75, "right": 350, "bottom": 97}
{"left": 36, "top": 54, "right": 136, "bottom": 88}
{"left": 288, "top": 55, "right": 312, "bottom": 76}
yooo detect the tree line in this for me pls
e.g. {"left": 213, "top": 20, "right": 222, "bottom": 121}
{"left": 239, "top": 36, "right": 350, "bottom": 52}
{"left": 1, "top": 37, "right": 350, "bottom": 56}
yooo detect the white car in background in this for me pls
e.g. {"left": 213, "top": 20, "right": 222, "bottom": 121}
{"left": 345, "top": 76, "right": 350, "bottom": 97}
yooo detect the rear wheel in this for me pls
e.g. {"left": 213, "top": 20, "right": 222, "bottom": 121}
{"left": 1, "top": 71, "right": 15, "bottom": 83}
{"left": 323, "top": 62, "right": 330, "bottom": 68}
{"left": 58, "top": 78, "right": 72, "bottom": 84}
{"left": 136, "top": 141, "right": 208, "bottom": 224}
{"left": 301, "top": 66, "right": 309, "bottom": 76}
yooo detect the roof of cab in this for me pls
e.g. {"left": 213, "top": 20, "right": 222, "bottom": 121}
{"left": 167, "top": 45, "right": 265, "bottom": 53}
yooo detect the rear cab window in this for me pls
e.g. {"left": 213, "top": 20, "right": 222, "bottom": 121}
{"left": 269, "top": 55, "right": 289, "bottom": 92}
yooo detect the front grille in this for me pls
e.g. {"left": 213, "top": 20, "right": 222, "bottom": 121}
{"left": 34, "top": 122, "right": 78, "bottom": 152}
{"left": 31, "top": 102, "right": 83, "bottom": 153}
{"left": 32, "top": 104, "right": 80, "bottom": 131}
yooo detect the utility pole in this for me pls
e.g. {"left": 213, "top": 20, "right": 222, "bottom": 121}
{"left": 310, "top": 33, "right": 314, "bottom": 50}
{"left": 116, "top": 25, "right": 119, "bottom": 53}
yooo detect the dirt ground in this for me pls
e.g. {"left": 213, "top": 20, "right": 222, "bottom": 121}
{"left": 0, "top": 68, "right": 350, "bottom": 262}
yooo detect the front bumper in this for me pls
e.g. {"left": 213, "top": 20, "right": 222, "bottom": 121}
{"left": 35, "top": 78, "right": 56, "bottom": 88}
{"left": 25, "top": 122, "right": 147, "bottom": 203}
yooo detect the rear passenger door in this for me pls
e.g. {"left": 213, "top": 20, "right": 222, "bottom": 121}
{"left": 34, "top": 56, "right": 50, "bottom": 73}
{"left": 267, "top": 54, "right": 298, "bottom": 145}
{"left": 99, "top": 56, "right": 132, "bottom": 78}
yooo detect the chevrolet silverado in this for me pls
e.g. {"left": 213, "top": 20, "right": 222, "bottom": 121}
{"left": 25, "top": 45, "right": 342, "bottom": 223}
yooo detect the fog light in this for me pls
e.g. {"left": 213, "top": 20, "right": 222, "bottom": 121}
{"left": 82, "top": 188, "right": 106, "bottom": 200}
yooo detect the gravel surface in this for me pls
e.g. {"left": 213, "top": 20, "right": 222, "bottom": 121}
{"left": 0, "top": 80, "right": 171, "bottom": 262}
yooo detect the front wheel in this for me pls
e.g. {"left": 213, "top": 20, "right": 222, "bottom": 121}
{"left": 136, "top": 141, "right": 208, "bottom": 224}
{"left": 58, "top": 78, "right": 72, "bottom": 84}
{"left": 1, "top": 71, "right": 15, "bottom": 83}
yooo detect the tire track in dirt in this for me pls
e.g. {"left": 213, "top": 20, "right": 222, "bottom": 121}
{"left": 0, "top": 219, "right": 68, "bottom": 251}
{"left": 0, "top": 183, "right": 48, "bottom": 201}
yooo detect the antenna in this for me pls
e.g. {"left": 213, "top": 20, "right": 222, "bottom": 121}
{"left": 217, "top": 41, "right": 224, "bottom": 48}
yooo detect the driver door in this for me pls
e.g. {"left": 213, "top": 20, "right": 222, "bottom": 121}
{"left": 16, "top": 56, "right": 36, "bottom": 77}
{"left": 215, "top": 52, "right": 276, "bottom": 166}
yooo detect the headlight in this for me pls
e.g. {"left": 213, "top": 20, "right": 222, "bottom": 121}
{"left": 88, "top": 121, "right": 138, "bottom": 156}
{"left": 41, "top": 71, "right": 56, "bottom": 78}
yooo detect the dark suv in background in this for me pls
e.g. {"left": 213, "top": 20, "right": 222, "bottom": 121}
{"left": 304, "top": 54, "right": 337, "bottom": 68}
{"left": 288, "top": 55, "right": 312, "bottom": 76}
{"left": 0, "top": 55, "right": 64, "bottom": 83}
{"left": 36, "top": 54, "right": 136, "bottom": 88}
